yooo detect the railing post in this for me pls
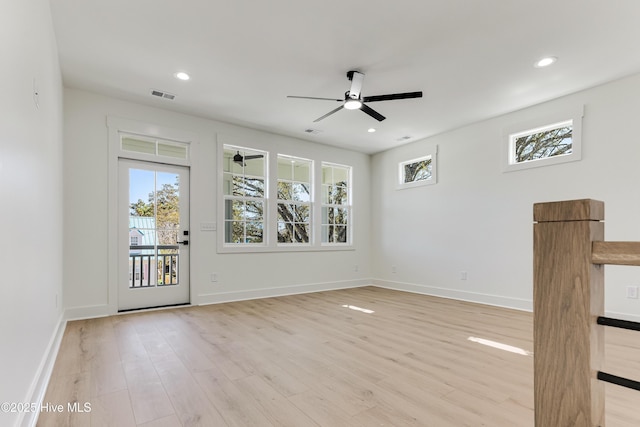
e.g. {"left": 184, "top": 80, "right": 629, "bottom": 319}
{"left": 533, "top": 199, "right": 605, "bottom": 427}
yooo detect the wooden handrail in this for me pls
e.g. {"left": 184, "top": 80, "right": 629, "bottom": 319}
{"left": 592, "top": 241, "right": 640, "bottom": 265}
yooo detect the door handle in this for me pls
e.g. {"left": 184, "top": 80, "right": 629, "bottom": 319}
{"left": 177, "top": 230, "right": 189, "bottom": 245}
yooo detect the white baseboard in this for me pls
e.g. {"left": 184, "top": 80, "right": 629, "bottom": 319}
{"left": 64, "top": 304, "right": 112, "bottom": 321}
{"left": 604, "top": 311, "right": 640, "bottom": 323}
{"left": 372, "top": 279, "right": 533, "bottom": 312}
{"left": 67, "top": 281, "right": 640, "bottom": 322}
{"left": 198, "top": 279, "right": 371, "bottom": 306}
{"left": 19, "top": 314, "right": 66, "bottom": 427}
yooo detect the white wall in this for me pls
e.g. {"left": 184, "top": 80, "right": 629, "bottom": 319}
{"left": 0, "top": 1, "right": 65, "bottom": 426}
{"left": 63, "top": 88, "right": 371, "bottom": 318}
{"left": 372, "top": 72, "right": 640, "bottom": 320}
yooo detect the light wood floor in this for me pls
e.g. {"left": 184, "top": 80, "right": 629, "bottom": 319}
{"left": 38, "top": 287, "right": 640, "bottom": 426}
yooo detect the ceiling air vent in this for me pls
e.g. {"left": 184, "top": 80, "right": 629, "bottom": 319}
{"left": 396, "top": 135, "right": 412, "bottom": 142}
{"left": 304, "top": 129, "right": 322, "bottom": 135}
{"left": 151, "top": 89, "right": 176, "bottom": 100}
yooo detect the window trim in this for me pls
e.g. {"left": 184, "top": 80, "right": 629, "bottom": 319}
{"left": 503, "top": 104, "right": 584, "bottom": 172}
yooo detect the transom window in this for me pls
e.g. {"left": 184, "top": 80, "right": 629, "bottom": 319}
{"left": 397, "top": 146, "right": 438, "bottom": 190}
{"left": 121, "top": 134, "right": 189, "bottom": 161}
{"left": 509, "top": 120, "right": 573, "bottom": 164}
{"left": 503, "top": 105, "right": 583, "bottom": 172}
{"left": 222, "top": 146, "right": 267, "bottom": 244}
{"left": 321, "top": 163, "right": 351, "bottom": 244}
{"left": 277, "top": 155, "right": 312, "bottom": 244}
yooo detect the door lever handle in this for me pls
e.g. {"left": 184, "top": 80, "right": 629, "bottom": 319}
{"left": 177, "top": 240, "right": 189, "bottom": 245}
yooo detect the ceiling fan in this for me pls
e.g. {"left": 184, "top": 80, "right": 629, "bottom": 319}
{"left": 287, "top": 70, "right": 422, "bottom": 123}
{"left": 233, "top": 151, "right": 264, "bottom": 166}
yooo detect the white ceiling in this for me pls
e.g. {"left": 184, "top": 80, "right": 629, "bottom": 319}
{"left": 50, "top": 0, "right": 640, "bottom": 154}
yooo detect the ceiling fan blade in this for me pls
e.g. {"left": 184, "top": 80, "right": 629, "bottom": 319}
{"left": 360, "top": 104, "right": 386, "bottom": 122}
{"left": 287, "top": 95, "right": 343, "bottom": 102}
{"left": 313, "top": 105, "right": 344, "bottom": 122}
{"left": 348, "top": 71, "right": 365, "bottom": 99}
{"left": 362, "top": 91, "right": 423, "bottom": 103}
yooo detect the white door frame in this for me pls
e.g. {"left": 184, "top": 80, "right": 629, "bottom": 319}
{"left": 106, "top": 116, "right": 196, "bottom": 316}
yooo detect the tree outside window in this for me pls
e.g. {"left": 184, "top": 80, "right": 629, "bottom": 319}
{"left": 322, "top": 163, "right": 351, "bottom": 244}
{"left": 512, "top": 122, "right": 572, "bottom": 163}
{"left": 222, "top": 146, "right": 266, "bottom": 244}
{"left": 277, "top": 155, "right": 312, "bottom": 243}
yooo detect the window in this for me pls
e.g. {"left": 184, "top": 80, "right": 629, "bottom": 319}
{"left": 222, "top": 146, "right": 267, "bottom": 244}
{"left": 503, "top": 105, "right": 583, "bottom": 172}
{"left": 510, "top": 121, "right": 573, "bottom": 163}
{"left": 321, "top": 163, "right": 351, "bottom": 244}
{"left": 277, "top": 155, "right": 312, "bottom": 244}
{"left": 130, "top": 236, "right": 139, "bottom": 246}
{"left": 398, "top": 147, "right": 437, "bottom": 189}
{"left": 217, "top": 142, "right": 354, "bottom": 252}
{"left": 121, "top": 135, "right": 189, "bottom": 161}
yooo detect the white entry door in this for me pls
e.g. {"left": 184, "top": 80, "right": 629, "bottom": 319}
{"left": 118, "top": 159, "right": 190, "bottom": 311}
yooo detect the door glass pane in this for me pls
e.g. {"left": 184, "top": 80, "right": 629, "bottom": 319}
{"left": 156, "top": 171, "right": 180, "bottom": 245}
{"left": 129, "top": 168, "right": 181, "bottom": 288}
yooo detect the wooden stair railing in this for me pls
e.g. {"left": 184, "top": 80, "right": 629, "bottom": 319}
{"left": 533, "top": 199, "right": 640, "bottom": 427}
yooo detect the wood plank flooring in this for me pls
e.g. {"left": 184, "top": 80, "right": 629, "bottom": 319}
{"left": 37, "top": 287, "right": 640, "bottom": 426}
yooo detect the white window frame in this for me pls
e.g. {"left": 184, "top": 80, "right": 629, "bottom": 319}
{"left": 216, "top": 139, "right": 354, "bottom": 253}
{"left": 277, "top": 154, "right": 313, "bottom": 246}
{"left": 503, "top": 105, "right": 583, "bottom": 172}
{"left": 221, "top": 144, "right": 268, "bottom": 247}
{"left": 398, "top": 146, "right": 438, "bottom": 190}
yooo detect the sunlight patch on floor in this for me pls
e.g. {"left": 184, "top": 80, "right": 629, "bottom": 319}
{"left": 342, "top": 304, "right": 375, "bottom": 314}
{"left": 468, "top": 336, "right": 532, "bottom": 356}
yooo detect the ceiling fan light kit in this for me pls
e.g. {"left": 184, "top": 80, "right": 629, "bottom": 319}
{"left": 287, "top": 70, "right": 422, "bottom": 123}
{"left": 344, "top": 99, "right": 362, "bottom": 110}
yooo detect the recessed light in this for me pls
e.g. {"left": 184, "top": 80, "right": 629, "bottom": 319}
{"left": 174, "top": 71, "right": 190, "bottom": 81}
{"left": 534, "top": 57, "right": 557, "bottom": 68}
{"left": 368, "top": 128, "right": 376, "bottom": 133}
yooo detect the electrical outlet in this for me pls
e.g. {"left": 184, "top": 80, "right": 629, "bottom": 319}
{"left": 626, "top": 286, "right": 638, "bottom": 299}
{"left": 460, "top": 271, "right": 468, "bottom": 280}
{"left": 392, "top": 265, "right": 397, "bottom": 273}
{"left": 354, "top": 265, "right": 359, "bottom": 272}
{"left": 211, "top": 273, "right": 218, "bottom": 282}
